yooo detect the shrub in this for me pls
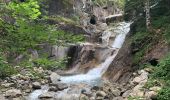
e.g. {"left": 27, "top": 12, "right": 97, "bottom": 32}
{"left": 152, "top": 55, "right": 170, "bottom": 80}
{"left": 150, "top": 55, "right": 170, "bottom": 100}
{"left": 157, "top": 88, "right": 170, "bottom": 100}
{"left": 33, "top": 57, "right": 68, "bottom": 70}
{"left": 0, "top": 55, "right": 16, "bottom": 78}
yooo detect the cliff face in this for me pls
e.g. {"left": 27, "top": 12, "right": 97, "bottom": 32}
{"left": 47, "top": 0, "right": 74, "bottom": 17}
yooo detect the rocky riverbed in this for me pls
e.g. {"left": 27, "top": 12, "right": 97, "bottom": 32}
{"left": 0, "top": 67, "right": 161, "bottom": 100}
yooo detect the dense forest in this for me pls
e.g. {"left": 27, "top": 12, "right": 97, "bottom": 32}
{"left": 0, "top": 0, "right": 170, "bottom": 100}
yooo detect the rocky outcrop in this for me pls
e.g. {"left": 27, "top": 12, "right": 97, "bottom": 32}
{"left": 47, "top": 0, "right": 74, "bottom": 17}
{"left": 66, "top": 43, "right": 96, "bottom": 73}
{"left": 105, "top": 34, "right": 133, "bottom": 83}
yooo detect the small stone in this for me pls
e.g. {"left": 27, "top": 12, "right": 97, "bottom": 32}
{"left": 32, "top": 82, "right": 41, "bottom": 89}
{"left": 132, "top": 72, "right": 137, "bottom": 76}
{"left": 25, "top": 89, "right": 31, "bottom": 93}
{"left": 90, "top": 97, "right": 95, "bottom": 100}
{"left": 112, "top": 97, "right": 124, "bottom": 100}
{"left": 91, "top": 86, "right": 100, "bottom": 91}
{"left": 5, "top": 89, "right": 22, "bottom": 98}
{"left": 144, "top": 68, "right": 153, "bottom": 73}
{"left": 39, "top": 92, "right": 54, "bottom": 99}
{"left": 80, "top": 94, "right": 89, "bottom": 100}
{"left": 122, "top": 90, "right": 131, "bottom": 98}
{"left": 96, "top": 96, "right": 104, "bottom": 100}
{"left": 96, "top": 91, "right": 107, "bottom": 97}
{"left": 110, "top": 89, "right": 121, "bottom": 96}
{"left": 12, "top": 97, "right": 23, "bottom": 100}
{"left": 1, "top": 83, "right": 15, "bottom": 88}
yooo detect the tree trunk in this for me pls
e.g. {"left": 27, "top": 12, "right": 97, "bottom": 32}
{"left": 145, "top": 0, "right": 151, "bottom": 30}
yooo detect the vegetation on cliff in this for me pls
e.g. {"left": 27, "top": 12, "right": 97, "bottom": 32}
{"left": 0, "top": 0, "right": 84, "bottom": 78}
{"left": 125, "top": 0, "right": 170, "bottom": 99}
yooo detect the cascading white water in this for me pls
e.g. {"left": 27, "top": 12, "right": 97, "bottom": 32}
{"left": 28, "top": 22, "right": 131, "bottom": 100}
{"left": 60, "top": 22, "right": 131, "bottom": 85}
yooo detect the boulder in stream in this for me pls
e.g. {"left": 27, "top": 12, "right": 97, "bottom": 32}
{"left": 39, "top": 92, "right": 54, "bottom": 99}
{"left": 32, "top": 82, "right": 41, "bottom": 89}
{"left": 50, "top": 72, "right": 61, "bottom": 84}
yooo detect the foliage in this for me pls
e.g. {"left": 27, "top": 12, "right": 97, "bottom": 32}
{"left": 131, "top": 31, "right": 151, "bottom": 65}
{"left": 8, "top": 0, "right": 41, "bottom": 19}
{"left": 144, "top": 79, "right": 161, "bottom": 89}
{"left": 0, "top": 54, "right": 16, "bottom": 78}
{"left": 0, "top": 0, "right": 85, "bottom": 79}
{"left": 147, "top": 54, "right": 170, "bottom": 100}
{"left": 33, "top": 57, "right": 68, "bottom": 70}
{"left": 128, "top": 96, "right": 144, "bottom": 100}
{"left": 152, "top": 54, "right": 170, "bottom": 81}
{"left": 125, "top": 0, "right": 170, "bottom": 99}
{"left": 157, "top": 87, "right": 170, "bottom": 100}
{"left": 0, "top": 0, "right": 84, "bottom": 55}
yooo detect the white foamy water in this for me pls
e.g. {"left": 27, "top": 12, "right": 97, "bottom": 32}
{"left": 28, "top": 22, "right": 131, "bottom": 100}
{"left": 27, "top": 85, "right": 49, "bottom": 100}
{"left": 60, "top": 22, "right": 131, "bottom": 84}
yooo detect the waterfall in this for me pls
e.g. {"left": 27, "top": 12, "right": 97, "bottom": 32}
{"left": 60, "top": 22, "right": 131, "bottom": 85}
{"left": 28, "top": 22, "right": 131, "bottom": 100}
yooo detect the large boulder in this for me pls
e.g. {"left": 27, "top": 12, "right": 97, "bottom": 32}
{"left": 50, "top": 72, "right": 61, "bottom": 84}
{"left": 5, "top": 89, "right": 22, "bottom": 98}
{"left": 132, "top": 70, "right": 148, "bottom": 84}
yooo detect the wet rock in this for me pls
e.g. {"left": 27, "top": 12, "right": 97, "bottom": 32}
{"left": 50, "top": 72, "right": 61, "bottom": 84}
{"left": 39, "top": 92, "right": 54, "bottom": 99}
{"left": 49, "top": 86, "right": 58, "bottom": 92}
{"left": 82, "top": 90, "right": 92, "bottom": 97}
{"left": 5, "top": 89, "right": 22, "bottom": 98}
{"left": 91, "top": 86, "right": 100, "bottom": 91}
{"left": 32, "top": 82, "right": 41, "bottom": 89}
{"left": 57, "top": 83, "right": 68, "bottom": 91}
{"left": 81, "top": 89, "right": 87, "bottom": 94}
{"left": 50, "top": 83, "right": 68, "bottom": 91}
{"left": 96, "top": 91, "right": 107, "bottom": 97}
